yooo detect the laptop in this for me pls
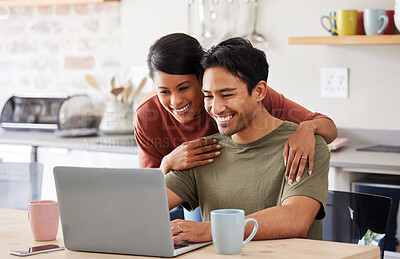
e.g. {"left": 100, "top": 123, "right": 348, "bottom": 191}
{"left": 53, "top": 166, "right": 211, "bottom": 257}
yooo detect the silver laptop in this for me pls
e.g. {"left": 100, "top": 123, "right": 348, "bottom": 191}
{"left": 53, "top": 166, "right": 210, "bottom": 257}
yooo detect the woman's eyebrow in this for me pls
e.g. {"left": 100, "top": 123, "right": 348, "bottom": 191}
{"left": 157, "top": 81, "right": 191, "bottom": 89}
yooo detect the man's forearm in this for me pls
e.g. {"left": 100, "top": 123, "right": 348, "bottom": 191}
{"left": 299, "top": 118, "right": 337, "bottom": 144}
{"left": 168, "top": 196, "right": 321, "bottom": 243}
{"left": 244, "top": 206, "right": 308, "bottom": 239}
{"left": 244, "top": 196, "right": 320, "bottom": 240}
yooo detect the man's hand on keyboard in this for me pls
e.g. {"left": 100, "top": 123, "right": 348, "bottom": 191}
{"left": 171, "top": 219, "right": 212, "bottom": 244}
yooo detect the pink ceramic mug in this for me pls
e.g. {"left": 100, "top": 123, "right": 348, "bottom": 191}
{"left": 28, "top": 200, "right": 59, "bottom": 241}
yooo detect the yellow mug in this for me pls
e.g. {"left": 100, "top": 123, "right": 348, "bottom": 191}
{"left": 329, "top": 10, "right": 358, "bottom": 36}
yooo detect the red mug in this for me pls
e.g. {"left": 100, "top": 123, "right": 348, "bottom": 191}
{"left": 28, "top": 200, "right": 59, "bottom": 241}
{"left": 356, "top": 11, "right": 365, "bottom": 35}
{"left": 384, "top": 10, "right": 395, "bottom": 34}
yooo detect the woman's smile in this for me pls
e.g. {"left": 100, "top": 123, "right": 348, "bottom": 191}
{"left": 171, "top": 103, "right": 191, "bottom": 115}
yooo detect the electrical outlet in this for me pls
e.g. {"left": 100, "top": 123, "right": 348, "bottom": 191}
{"left": 321, "top": 68, "right": 348, "bottom": 98}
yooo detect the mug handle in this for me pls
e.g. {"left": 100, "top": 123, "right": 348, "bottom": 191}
{"left": 242, "top": 218, "right": 258, "bottom": 247}
{"left": 329, "top": 16, "right": 339, "bottom": 35}
{"left": 320, "top": 16, "right": 332, "bottom": 33}
{"left": 378, "top": 15, "right": 389, "bottom": 34}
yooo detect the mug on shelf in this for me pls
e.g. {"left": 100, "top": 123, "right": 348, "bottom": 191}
{"left": 364, "top": 9, "right": 389, "bottom": 35}
{"left": 329, "top": 9, "right": 358, "bottom": 36}
{"left": 321, "top": 11, "right": 338, "bottom": 35}
{"left": 356, "top": 11, "right": 365, "bottom": 35}
{"left": 384, "top": 10, "right": 395, "bottom": 34}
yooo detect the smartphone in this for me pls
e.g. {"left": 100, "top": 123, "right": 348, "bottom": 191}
{"left": 9, "top": 244, "right": 64, "bottom": 256}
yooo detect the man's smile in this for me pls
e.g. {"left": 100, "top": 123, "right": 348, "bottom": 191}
{"left": 214, "top": 114, "right": 235, "bottom": 126}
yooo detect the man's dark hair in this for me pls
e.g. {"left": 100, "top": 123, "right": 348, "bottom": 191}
{"left": 201, "top": 37, "right": 269, "bottom": 95}
{"left": 147, "top": 33, "right": 205, "bottom": 80}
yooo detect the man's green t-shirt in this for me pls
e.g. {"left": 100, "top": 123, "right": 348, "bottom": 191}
{"left": 165, "top": 121, "right": 330, "bottom": 239}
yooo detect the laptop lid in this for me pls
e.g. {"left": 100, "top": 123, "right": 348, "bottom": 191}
{"left": 54, "top": 167, "right": 176, "bottom": 257}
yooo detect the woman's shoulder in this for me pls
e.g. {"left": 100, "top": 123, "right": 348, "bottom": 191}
{"left": 136, "top": 89, "right": 159, "bottom": 111}
{"left": 135, "top": 89, "right": 166, "bottom": 119}
{"left": 134, "top": 89, "right": 166, "bottom": 129}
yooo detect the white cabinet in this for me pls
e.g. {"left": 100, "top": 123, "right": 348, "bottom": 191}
{"left": 37, "top": 147, "right": 139, "bottom": 200}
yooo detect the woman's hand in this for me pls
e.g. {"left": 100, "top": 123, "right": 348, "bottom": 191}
{"left": 171, "top": 219, "right": 212, "bottom": 243}
{"left": 160, "top": 138, "right": 222, "bottom": 174}
{"left": 283, "top": 121, "right": 316, "bottom": 184}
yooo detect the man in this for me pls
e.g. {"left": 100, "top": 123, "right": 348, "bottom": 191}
{"left": 165, "top": 38, "right": 330, "bottom": 243}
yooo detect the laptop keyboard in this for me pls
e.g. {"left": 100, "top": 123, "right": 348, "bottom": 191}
{"left": 174, "top": 244, "right": 189, "bottom": 250}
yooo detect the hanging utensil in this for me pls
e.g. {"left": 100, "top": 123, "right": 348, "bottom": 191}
{"left": 199, "top": 0, "right": 212, "bottom": 39}
{"left": 186, "top": 0, "right": 195, "bottom": 35}
{"left": 227, "top": 0, "right": 236, "bottom": 37}
{"left": 200, "top": 0, "right": 225, "bottom": 48}
{"left": 217, "top": 0, "right": 237, "bottom": 41}
{"left": 209, "top": 0, "right": 217, "bottom": 21}
{"left": 249, "top": 0, "right": 269, "bottom": 49}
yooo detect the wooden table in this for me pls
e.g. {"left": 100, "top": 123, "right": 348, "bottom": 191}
{"left": 1, "top": 208, "right": 379, "bottom": 259}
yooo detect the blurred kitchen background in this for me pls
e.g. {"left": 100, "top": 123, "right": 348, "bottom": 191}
{"left": 0, "top": 0, "right": 398, "bottom": 130}
{"left": 1, "top": 0, "right": 400, "bottom": 256}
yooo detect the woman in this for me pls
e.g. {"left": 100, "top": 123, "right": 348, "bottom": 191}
{"left": 134, "top": 33, "right": 337, "bottom": 183}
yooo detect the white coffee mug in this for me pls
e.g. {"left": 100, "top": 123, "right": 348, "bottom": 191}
{"left": 364, "top": 9, "right": 389, "bottom": 35}
{"left": 210, "top": 209, "right": 258, "bottom": 255}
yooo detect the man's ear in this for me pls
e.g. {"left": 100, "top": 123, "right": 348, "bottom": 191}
{"left": 252, "top": 80, "right": 268, "bottom": 102}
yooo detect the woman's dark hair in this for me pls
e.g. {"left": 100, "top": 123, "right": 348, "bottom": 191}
{"left": 147, "top": 33, "right": 205, "bottom": 80}
{"left": 201, "top": 37, "right": 269, "bottom": 95}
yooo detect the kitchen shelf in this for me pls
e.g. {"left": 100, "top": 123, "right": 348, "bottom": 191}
{"left": 0, "top": 0, "right": 119, "bottom": 7}
{"left": 289, "top": 35, "right": 400, "bottom": 45}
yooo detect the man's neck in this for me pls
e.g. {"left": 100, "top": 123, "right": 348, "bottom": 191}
{"left": 231, "top": 107, "right": 283, "bottom": 144}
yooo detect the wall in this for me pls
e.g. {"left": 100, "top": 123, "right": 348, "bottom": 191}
{"left": 121, "top": 0, "right": 400, "bottom": 131}
{"left": 0, "top": 2, "right": 122, "bottom": 108}
{"left": 1, "top": 0, "right": 399, "bottom": 130}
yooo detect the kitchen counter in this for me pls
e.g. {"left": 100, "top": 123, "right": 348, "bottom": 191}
{"left": 2, "top": 128, "right": 400, "bottom": 165}
{"left": 330, "top": 128, "right": 400, "bottom": 175}
{"left": 0, "top": 129, "right": 138, "bottom": 154}
{"left": 328, "top": 128, "right": 400, "bottom": 193}
{"left": 330, "top": 145, "right": 400, "bottom": 175}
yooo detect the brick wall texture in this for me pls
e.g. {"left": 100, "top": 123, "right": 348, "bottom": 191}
{"left": 0, "top": 2, "right": 121, "bottom": 107}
